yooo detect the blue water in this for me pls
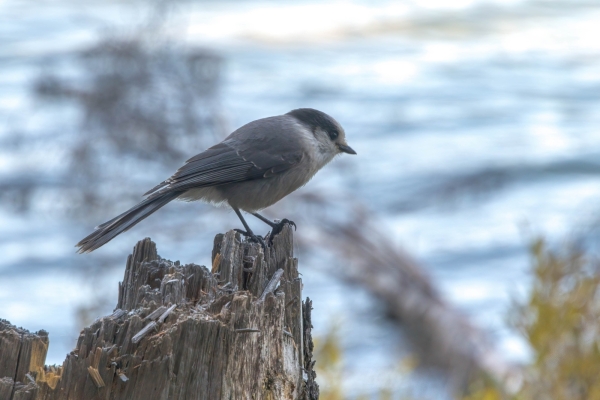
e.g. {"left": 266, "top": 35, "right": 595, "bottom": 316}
{"left": 2, "top": 0, "right": 600, "bottom": 396}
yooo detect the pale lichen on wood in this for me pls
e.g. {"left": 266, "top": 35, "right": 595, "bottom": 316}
{"left": 0, "top": 225, "right": 318, "bottom": 400}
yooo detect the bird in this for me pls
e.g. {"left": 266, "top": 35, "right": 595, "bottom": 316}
{"left": 76, "top": 108, "right": 356, "bottom": 253}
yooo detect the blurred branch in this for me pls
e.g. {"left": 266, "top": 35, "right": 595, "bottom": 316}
{"left": 35, "top": 38, "right": 223, "bottom": 162}
{"left": 294, "top": 192, "right": 519, "bottom": 396}
{"left": 1, "top": 32, "right": 225, "bottom": 218}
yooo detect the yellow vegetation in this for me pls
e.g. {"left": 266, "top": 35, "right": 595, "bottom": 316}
{"left": 316, "top": 238, "right": 600, "bottom": 399}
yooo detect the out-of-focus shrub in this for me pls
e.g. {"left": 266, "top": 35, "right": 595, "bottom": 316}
{"left": 315, "top": 238, "right": 600, "bottom": 399}
{"left": 466, "top": 239, "right": 600, "bottom": 400}
{"left": 510, "top": 239, "right": 600, "bottom": 399}
{"left": 314, "top": 323, "right": 344, "bottom": 400}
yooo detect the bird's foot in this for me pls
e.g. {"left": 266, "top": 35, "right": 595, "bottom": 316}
{"left": 234, "top": 229, "right": 267, "bottom": 250}
{"left": 268, "top": 219, "right": 296, "bottom": 244}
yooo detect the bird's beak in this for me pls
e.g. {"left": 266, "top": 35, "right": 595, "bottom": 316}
{"left": 338, "top": 143, "right": 357, "bottom": 155}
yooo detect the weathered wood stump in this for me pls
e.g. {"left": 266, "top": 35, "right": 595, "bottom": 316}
{"left": 0, "top": 226, "right": 318, "bottom": 400}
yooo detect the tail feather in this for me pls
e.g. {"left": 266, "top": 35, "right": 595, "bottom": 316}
{"left": 76, "top": 192, "right": 181, "bottom": 253}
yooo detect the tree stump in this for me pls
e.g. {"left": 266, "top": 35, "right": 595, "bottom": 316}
{"left": 0, "top": 226, "right": 319, "bottom": 400}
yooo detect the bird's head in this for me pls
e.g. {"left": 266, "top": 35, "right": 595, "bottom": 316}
{"left": 286, "top": 108, "right": 356, "bottom": 157}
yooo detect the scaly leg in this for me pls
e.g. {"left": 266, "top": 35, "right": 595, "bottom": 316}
{"left": 251, "top": 212, "right": 296, "bottom": 242}
{"left": 232, "top": 207, "right": 266, "bottom": 250}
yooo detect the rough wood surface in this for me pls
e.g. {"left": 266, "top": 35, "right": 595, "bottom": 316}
{"left": 0, "top": 320, "right": 49, "bottom": 400}
{"left": 0, "top": 226, "right": 318, "bottom": 400}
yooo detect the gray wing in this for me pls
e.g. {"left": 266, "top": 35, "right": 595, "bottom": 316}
{"left": 144, "top": 118, "right": 304, "bottom": 197}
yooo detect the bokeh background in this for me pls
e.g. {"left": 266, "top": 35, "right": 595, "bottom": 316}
{"left": 2, "top": 0, "right": 600, "bottom": 398}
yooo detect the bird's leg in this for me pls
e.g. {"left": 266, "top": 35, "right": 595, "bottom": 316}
{"left": 251, "top": 212, "right": 296, "bottom": 242}
{"left": 232, "top": 207, "right": 266, "bottom": 249}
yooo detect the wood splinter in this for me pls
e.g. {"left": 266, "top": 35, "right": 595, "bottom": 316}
{"left": 131, "top": 321, "right": 157, "bottom": 344}
{"left": 259, "top": 268, "right": 284, "bottom": 301}
{"left": 87, "top": 366, "right": 105, "bottom": 388}
{"left": 132, "top": 304, "right": 176, "bottom": 344}
{"left": 235, "top": 328, "right": 261, "bottom": 333}
{"left": 144, "top": 306, "right": 167, "bottom": 321}
{"left": 158, "top": 304, "right": 177, "bottom": 323}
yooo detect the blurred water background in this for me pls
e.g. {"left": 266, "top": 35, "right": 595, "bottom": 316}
{"left": 2, "top": 0, "right": 600, "bottom": 397}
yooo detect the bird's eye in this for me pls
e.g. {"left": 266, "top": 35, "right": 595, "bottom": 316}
{"left": 328, "top": 131, "right": 338, "bottom": 140}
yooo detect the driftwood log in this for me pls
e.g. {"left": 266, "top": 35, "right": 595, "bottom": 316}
{"left": 0, "top": 226, "right": 318, "bottom": 400}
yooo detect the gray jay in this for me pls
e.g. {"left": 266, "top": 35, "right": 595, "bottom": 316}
{"left": 76, "top": 108, "right": 356, "bottom": 253}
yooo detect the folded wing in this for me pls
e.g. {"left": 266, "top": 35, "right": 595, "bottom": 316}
{"left": 144, "top": 140, "right": 303, "bottom": 198}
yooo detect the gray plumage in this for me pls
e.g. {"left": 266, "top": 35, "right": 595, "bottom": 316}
{"left": 77, "top": 108, "right": 355, "bottom": 253}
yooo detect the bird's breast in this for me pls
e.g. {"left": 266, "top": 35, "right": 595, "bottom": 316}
{"left": 219, "top": 162, "right": 313, "bottom": 212}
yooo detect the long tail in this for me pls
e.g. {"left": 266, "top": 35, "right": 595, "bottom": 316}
{"left": 76, "top": 191, "right": 181, "bottom": 253}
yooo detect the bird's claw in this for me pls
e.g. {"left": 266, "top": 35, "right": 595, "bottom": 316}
{"left": 268, "top": 219, "right": 296, "bottom": 244}
{"left": 234, "top": 229, "right": 267, "bottom": 251}
{"left": 285, "top": 219, "right": 297, "bottom": 231}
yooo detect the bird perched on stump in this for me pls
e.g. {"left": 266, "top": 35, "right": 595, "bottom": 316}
{"left": 76, "top": 108, "right": 356, "bottom": 253}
